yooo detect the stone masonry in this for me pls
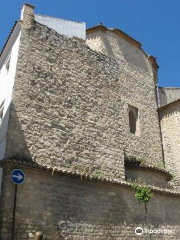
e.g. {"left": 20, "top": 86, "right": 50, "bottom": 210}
{"left": 159, "top": 100, "right": 180, "bottom": 188}
{"left": 0, "top": 3, "right": 180, "bottom": 240}
{"left": 1, "top": 164, "right": 180, "bottom": 240}
{"left": 5, "top": 19, "right": 163, "bottom": 180}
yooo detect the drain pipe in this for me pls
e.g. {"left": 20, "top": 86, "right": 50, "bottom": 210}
{"left": 155, "top": 82, "right": 165, "bottom": 167}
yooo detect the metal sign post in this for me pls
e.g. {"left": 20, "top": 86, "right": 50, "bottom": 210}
{"left": 11, "top": 184, "right": 17, "bottom": 240}
{"left": 11, "top": 169, "right": 25, "bottom": 240}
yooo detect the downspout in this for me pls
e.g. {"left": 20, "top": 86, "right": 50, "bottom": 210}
{"left": 155, "top": 82, "right": 166, "bottom": 167}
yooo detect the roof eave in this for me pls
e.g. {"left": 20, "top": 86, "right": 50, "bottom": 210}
{"left": 0, "top": 20, "right": 22, "bottom": 59}
{"left": 87, "top": 24, "right": 142, "bottom": 49}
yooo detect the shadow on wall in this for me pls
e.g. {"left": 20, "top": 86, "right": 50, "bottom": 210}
{"left": 100, "top": 34, "right": 116, "bottom": 59}
{"left": 159, "top": 87, "right": 167, "bottom": 106}
{"left": 4, "top": 102, "right": 32, "bottom": 162}
{"left": 1, "top": 100, "right": 180, "bottom": 239}
{"left": 100, "top": 32, "right": 149, "bottom": 72}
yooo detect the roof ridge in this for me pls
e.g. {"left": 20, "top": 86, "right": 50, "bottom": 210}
{"left": 159, "top": 86, "right": 180, "bottom": 89}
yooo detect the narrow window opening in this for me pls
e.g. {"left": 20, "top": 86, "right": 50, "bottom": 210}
{"left": 129, "top": 110, "right": 136, "bottom": 134}
{"left": 128, "top": 105, "right": 140, "bottom": 136}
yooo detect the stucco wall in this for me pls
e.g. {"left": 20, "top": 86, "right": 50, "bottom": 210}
{"left": 159, "top": 87, "right": 180, "bottom": 106}
{"left": 35, "top": 14, "right": 86, "bottom": 40}
{"left": 160, "top": 102, "right": 180, "bottom": 186}
{"left": 1, "top": 165, "right": 180, "bottom": 240}
{"left": 0, "top": 28, "right": 21, "bottom": 161}
{"left": 0, "top": 26, "right": 21, "bottom": 193}
{"left": 4, "top": 21, "right": 164, "bottom": 180}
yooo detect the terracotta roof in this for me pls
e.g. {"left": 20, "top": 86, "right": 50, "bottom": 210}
{"left": 1, "top": 158, "right": 179, "bottom": 196}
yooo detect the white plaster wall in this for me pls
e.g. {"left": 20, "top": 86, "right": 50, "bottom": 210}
{"left": 35, "top": 14, "right": 86, "bottom": 40}
{"left": 0, "top": 27, "right": 21, "bottom": 193}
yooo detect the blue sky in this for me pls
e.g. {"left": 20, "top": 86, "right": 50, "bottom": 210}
{"left": 0, "top": 0, "right": 180, "bottom": 87}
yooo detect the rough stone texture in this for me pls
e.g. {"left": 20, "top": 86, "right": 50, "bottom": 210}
{"left": 21, "top": 3, "right": 34, "bottom": 30}
{"left": 1, "top": 7, "right": 175, "bottom": 239}
{"left": 160, "top": 101, "right": 180, "bottom": 188}
{"left": 1, "top": 165, "right": 180, "bottom": 240}
{"left": 86, "top": 30, "right": 155, "bottom": 80}
{"left": 4, "top": 20, "right": 163, "bottom": 181}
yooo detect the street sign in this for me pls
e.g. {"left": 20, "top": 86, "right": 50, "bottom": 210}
{"left": 11, "top": 169, "right": 25, "bottom": 185}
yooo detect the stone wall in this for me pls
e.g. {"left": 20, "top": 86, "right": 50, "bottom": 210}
{"left": 160, "top": 101, "right": 180, "bottom": 187}
{"left": 1, "top": 164, "right": 180, "bottom": 240}
{"left": 125, "top": 166, "right": 171, "bottom": 188}
{"left": 1, "top": 5, "right": 180, "bottom": 240}
{"left": 5, "top": 20, "right": 163, "bottom": 180}
{"left": 86, "top": 30, "right": 156, "bottom": 82}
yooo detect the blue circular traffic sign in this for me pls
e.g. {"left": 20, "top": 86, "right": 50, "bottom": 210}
{"left": 11, "top": 169, "right": 25, "bottom": 184}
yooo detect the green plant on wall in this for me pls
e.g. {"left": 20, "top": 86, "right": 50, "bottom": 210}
{"left": 154, "top": 162, "right": 165, "bottom": 169}
{"left": 133, "top": 184, "right": 153, "bottom": 204}
{"left": 133, "top": 184, "right": 153, "bottom": 239}
{"left": 138, "top": 157, "right": 147, "bottom": 164}
{"left": 91, "top": 171, "right": 103, "bottom": 180}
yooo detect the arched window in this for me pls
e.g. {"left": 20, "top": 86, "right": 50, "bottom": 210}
{"left": 129, "top": 110, "right": 136, "bottom": 134}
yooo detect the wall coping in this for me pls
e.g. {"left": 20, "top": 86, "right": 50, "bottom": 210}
{"left": 1, "top": 159, "right": 180, "bottom": 197}
{"left": 125, "top": 164, "right": 172, "bottom": 181}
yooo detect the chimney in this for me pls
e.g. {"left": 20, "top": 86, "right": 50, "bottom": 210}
{"left": 20, "top": 3, "right": 35, "bottom": 29}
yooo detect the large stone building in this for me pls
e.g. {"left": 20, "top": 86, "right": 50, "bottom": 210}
{"left": 0, "top": 3, "right": 180, "bottom": 240}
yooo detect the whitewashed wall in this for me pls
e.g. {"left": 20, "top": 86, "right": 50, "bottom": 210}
{"left": 35, "top": 14, "right": 86, "bottom": 40}
{"left": 0, "top": 26, "right": 21, "bottom": 193}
